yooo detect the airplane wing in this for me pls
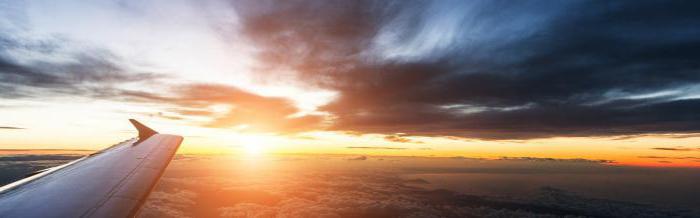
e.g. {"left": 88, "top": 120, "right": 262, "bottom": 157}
{"left": 0, "top": 119, "right": 183, "bottom": 218}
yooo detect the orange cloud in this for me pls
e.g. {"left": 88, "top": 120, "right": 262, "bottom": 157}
{"left": 119, "top": 83, "right": 324, "bottom": 133}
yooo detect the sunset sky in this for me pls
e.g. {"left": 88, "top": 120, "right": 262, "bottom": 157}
{"left": 2, "top": 0, "right": 700, "bottom": 167}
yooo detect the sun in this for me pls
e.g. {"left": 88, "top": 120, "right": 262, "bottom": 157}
{"left": 243, "top": 143, "right": 263, "bottom": 155}
{"left": 239, "top": 135, "right": 269, "bottom": 155}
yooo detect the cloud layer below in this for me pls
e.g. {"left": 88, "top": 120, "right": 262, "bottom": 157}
{"left": 139, "top": 154, "right": 700, "bottom": 217}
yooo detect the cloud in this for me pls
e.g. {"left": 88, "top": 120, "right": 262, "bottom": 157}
{"left": 140, "top": 189, "right": 197, "bottom": 218}
{"left": 0, "top": 30, "right": 160, "bottom": 99}
{"left": 0, "top": 154, "right": 81, "bottom": 162}
{"left": 4, "top": 0, "right": 700, "bottom": 140}
{"left": 140, "top": 154, "right": 697, "bottom": 218}
{"left": 218, "top": 203, "right": 276, "bottom": 218}
{"left": 638, "top": 156, "right": 700, "bottom": 161}
{"left": 346, "top": 146, "right": 407, "bottom": 150}
{"left": 638, "top": 156, "right": 668, "bottom": 159}
{"left": 0, "top": 126, "right": 23, "bottom": 130}
{"left": 402, "top": 178, "right": 430, "bottom": 185}
{"left": 232, "top": 0, "right": 700, "bottom": 139}
{"left": 0, "top": 149, "right": 93, "bottom": 155}
{"left": 383, "top": 134, "right": 423, "bottom": 144}
{"left": 651, "top": 147, "right": 699, "bottom": 152}
{"left": 115, "top": 83, "right": 325, "bottom": 132}
{"left": 498, "top": 157, "right": 616, "bottom": 164}
{"left": 0, "top": 33, "right": 321, "bottom": 132}
{"left": 347, "top": 156, "right": 367, "bottom": 161}
{"left": 0, "top": 154, "right": 82, "bottom": 186}
{"left": 17, "top": 153, "right": 700, "bottom": 218}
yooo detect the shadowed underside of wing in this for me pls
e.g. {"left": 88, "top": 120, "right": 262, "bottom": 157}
{"left": 0, "top": 120, "right": 183, "bottom": 218}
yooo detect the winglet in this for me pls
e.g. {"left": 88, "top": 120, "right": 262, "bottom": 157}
{"left": 129, "top": 119, "right": 158, "bottom": 145}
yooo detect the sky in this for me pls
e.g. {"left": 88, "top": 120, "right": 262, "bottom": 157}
{"left": 1, "top": 0, "right": 700, "bottom": 167}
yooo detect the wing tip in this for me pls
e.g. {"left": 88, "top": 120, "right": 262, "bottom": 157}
{"left": 129, "top": 119, "right": 158, "bottom": 144}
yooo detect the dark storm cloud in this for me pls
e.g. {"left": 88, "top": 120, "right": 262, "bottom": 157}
{"left": 234, "top": 0, "right": 700, "bottom": 139}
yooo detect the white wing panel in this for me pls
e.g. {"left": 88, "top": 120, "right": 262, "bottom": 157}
{"left": 0, "top": 134, "right": 183, "bottom": 218}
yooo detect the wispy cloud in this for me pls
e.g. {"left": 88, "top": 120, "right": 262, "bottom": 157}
{"left": 383, "top": 135, "right": 423, "bottom": 144}
{"left": 499, "top": 157, "right": 616, "bottom": 164}
{"left": 347, "top": 155, "right": 368, "bottom": 161}
{"left": 0, "top": 29, "right": 161, "bottom": 100}
{"left": 638, "top": 156, "right": 700, "bottom": 161}
{"left": 346, "top": 146, "right": 407, "bottom": 150}
{"left": 651, "top": 147, "right": 699, "bottom": 152}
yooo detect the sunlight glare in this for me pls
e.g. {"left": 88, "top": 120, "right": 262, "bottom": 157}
{"left": 239, "top": 135, "right": 269, "bottom": 156}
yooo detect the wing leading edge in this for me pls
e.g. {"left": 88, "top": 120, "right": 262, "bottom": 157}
{"left": 0, "top": 120, "right": 183, "bottom": 218}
